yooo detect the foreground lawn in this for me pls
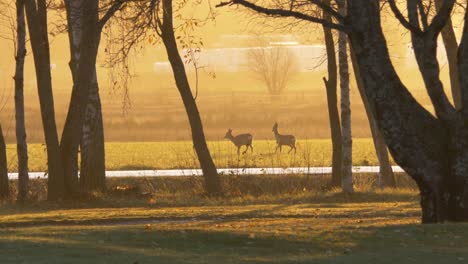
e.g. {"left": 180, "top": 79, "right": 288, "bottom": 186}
{"left": 6, "top": 138, "right": 389, "bottom": 172}
{"left": 1, "top": 191, "right": 467, "bottom": 263}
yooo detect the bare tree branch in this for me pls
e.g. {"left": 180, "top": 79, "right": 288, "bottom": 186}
{"left": 388, "top": 0, "right": 423, "bottom": 35}
{"left": 216, "top": 0, "right": 348, "bottom": 32}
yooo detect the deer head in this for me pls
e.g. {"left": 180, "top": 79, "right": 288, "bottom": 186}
{"left": 224, "top": 128, "right": 233, "bottom": 139}
{"left": 272, "top": 122, "right": 278, "bottom": 132}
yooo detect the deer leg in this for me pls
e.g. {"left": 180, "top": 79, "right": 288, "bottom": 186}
{"left": 237, "top": 147, "right": 240, "bottom": 155}
{"left": 288, "top": 145, "right": 294, "bottom": 154}
{"left": 279, "top": 145, "right": 282, "bottom": 153}
{"left": 250, "top": 144, "right": 254, "bottom": 153}
{"left": 242, "top": 145, "right": 248, "bottom": 155}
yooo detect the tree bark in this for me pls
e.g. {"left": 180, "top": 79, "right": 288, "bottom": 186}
{"left": 337, "top": 0, "right": 353, "bottom": 193}
{"left": 61, "top": 0, "right": 84, "bottom": 195}
{"left": 0, "top": 124, "right": 8, "bottom": 200}
{"left": 435, "top": 0, "right": 461, "bottom": 110}
{"left": 24, "top": 0, "right": 65, "bottom": 200}
{"left": 322, "top": 0, "right": 342, "bottom": 188}
{"left": 161, "top": 0, "right": 223, "bottom": 196}
{"left": 348, "top": 1, "right": 450, "bottom": 222}
{"left": 61, "top": 0, "right": 102, "bottom": 195}
{"left": 350, "top": 47, "right": 396, "bottom": 188}
{"left": 80, "top": 69, "right": 106, "bottom": 191}
{"left": 15, "top": 0, "right": 29, "bottom": 201}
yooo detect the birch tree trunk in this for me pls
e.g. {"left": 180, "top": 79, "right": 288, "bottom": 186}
{"left": 337, "top": 0, "right": 353, "bottom": 193}
{"left": 161, "top": 0, "right": 223, "bottom": 196}
{"left": 322, "top": 0, "right": 342, "bottom": 188}
{"left": 62, "top": 0, "right": 105, "bottom": 194}
{"left": 61, "top": 0, "right": 83, "bottom": 195}
{"left": 80, "top": 69, "right": 105, "bottom": 191}
{"left": 0, "top": 124, "right": 8, "bottom": 200}
{"left": 24, "top": 0, "right": 65, "bottom": 200}
{"left": 350, "top": 48, "right": 396, "bottom": 188}
{"left": 14, "top": 0, "right": 29, "bottom": 201}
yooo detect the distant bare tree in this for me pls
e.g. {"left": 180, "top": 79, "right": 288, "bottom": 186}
{"left": 247, "top": 41, "right": 298, "bottom": 95}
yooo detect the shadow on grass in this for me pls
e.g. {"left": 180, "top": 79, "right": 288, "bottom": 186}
{"left": 1, "top": 221, "right": 468, "bottom": 264}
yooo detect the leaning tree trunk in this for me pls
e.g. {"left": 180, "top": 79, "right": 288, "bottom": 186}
{"left": 322, "top": 0, "right": 342, "bottom": 188}
{"left": 435, "top": 0, "right": 461, "bottom": 110}
{"left": 161, "top": 0, "right": 222, "bottom": 196}
{"left": 24, "top": 0, "right": 65, "bottom": 200}
{"left": 0, "top": 124, "right": 8, "bottom": 200}
{"left": 350, "top": 48, "right": 396, "bottom": 188}
{"left": 80, "top": 69, "right": 106, "bottom": 191}
{"left": 337, "top": 0, "right": 353, "bottom": 193}
{"left": 14, "top": 0, "right": 29, "bottom": 201}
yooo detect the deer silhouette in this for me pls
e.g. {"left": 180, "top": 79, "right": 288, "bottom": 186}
{"left": 272, "top": 122, "right": 296, "bottom": 154}
{"left": 224, "top": 129, "right": 253, "bottom": 155}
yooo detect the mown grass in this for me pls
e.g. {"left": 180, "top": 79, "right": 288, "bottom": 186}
{"left": 1, "top": 175, "right": 466, "bottom": 263}
{"left": 1, "top": 189, "right": 468, "bottom": 264}
{"left": 5, "top": 138, "right": 389, "bottom": 172}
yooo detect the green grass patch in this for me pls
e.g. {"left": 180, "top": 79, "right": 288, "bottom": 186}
{"left": 6, "top": 138, "right": 389, "bottom": 172}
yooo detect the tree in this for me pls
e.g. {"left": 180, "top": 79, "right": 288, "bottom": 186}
{"left": 0, "top": 124, "right": 8, "bottom": 200}
{"left": 321, "top": 0, "right": 342, "bottom": 188}
{"left": 219, "top": 0, "right": 468, "bottom": 223}
{"left": 247, "top": 40, "right": 298, "bottom": 95}
{"left": 336, "top": 0, "right": 352, "bottom": 193}
{"left": 25, "top": 0, "right": 65, "bottom": 200}
{"left": 350, "top": 48, "right": 396, "bottom": 188}
{"left": 435, "top": 0, "right": 461, "bottom": 110}
{"left": 14, "top": 0, "right": 28, "bottom": 201}
{"left": 61, "top": 0, "right": 126, "bottom": 193}
{"left": 158, "top": 0, "right": 223, "bottom": 196}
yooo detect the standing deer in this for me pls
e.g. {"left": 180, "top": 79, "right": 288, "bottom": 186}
{"left": 272, "top": 122, "right": 296, "bottom": 153}
{"left": 224, "top": 129, "right": 254, "bottom": 155}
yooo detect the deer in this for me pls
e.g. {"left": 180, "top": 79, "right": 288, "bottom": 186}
{"left": 272, "top": 122, "right": 296, "bottom": 154}
{"left": 224, "top": 128, "right": 254, "bottom": 155}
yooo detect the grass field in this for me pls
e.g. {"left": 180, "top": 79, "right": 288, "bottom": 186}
{"left": 4, "top": 138, "right": 391, "bottom": 172}
{"left": 1, "top": 188, "right": 468, "bottom": 264}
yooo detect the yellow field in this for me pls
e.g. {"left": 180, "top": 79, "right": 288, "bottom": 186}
{"left": 5, "top": 138, "right": 390, "bottom": 172}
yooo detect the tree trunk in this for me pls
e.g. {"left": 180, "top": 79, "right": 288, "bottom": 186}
{"left": 24, "top": 0, "right": 65, "bottom": 200}
{"left": 15, "top": 0, "right": 29, "bottom": 201}
{"left": 337, "top": 0, "right": 353, "bottom": 193}
{"left": 61, "top": 0, "right": 83, "bottom": 195}
{"left": 61, "top": 0, "right": 102, "bottom": 196}
{"left": 322, "top": 0, "right": 342, "bottom": 188}
{"left": 0, "top": 124, "right": 8, "bottom": 200}
{"left": 348, "top": 1, "right": 453, "bottom": 223}
{"left": 80, "top": 69, "right": 106, "bottom": 191}
{"left": 350, "top": 47, "right": 396, "bottom": 188}
{"left": 161, "top": 0, "right": 222, "bottom": 196}
{"left": 435, "top": 0, "right": 461, "bottom": 110}
{"left": 63, "top": 0, "right": 106, "bottom": 193}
